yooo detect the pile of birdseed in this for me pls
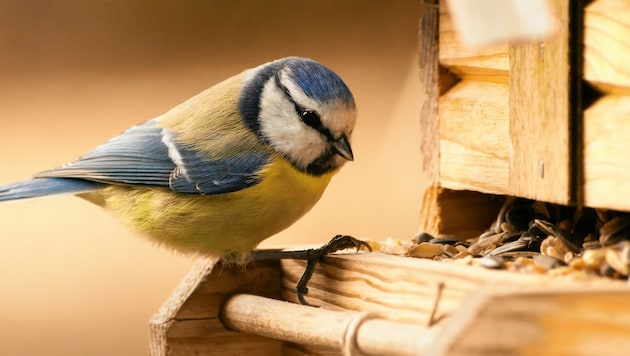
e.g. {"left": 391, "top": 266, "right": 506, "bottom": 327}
{"left": 368, "top": 197, "right": 630, "bottom": 280}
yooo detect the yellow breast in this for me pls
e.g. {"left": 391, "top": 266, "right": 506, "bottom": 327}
{"left": 92, "top": 156, "right": 336, "bottom": 261}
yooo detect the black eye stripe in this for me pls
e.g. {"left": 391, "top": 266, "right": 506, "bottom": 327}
{"left": 299, "top": 110, "right": 328, "bottom": 136}
{"left": 274, "top": 73, "right": 334, "bottom": 140}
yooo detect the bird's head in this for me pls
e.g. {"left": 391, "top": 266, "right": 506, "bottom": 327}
{"left": 239, "top": 57, "right": 357, "bottom": 176}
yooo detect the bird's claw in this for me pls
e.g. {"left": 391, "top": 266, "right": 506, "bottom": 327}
{"left": 296, "top": 235, "right": 371, "bottom": 306}
{"left": 250, "top": 234, "right": 370, "bottom": 306}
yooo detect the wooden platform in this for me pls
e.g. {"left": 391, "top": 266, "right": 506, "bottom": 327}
{"left": 149, "top": 251, "right": 630, "bottom": 355}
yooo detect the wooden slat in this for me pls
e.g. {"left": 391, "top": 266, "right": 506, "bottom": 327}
{"left": 439, "top": 4, "right": 509, "bottom": 84}
{"left": 279, "top": 253, "right": 624, "bottom": 327}
{"left": 419, "top": 0, "right": 443, "bottom": 183}
{"left": 439, "top": 80, "right": 510, "bottom": 194}
{"left": 584, "top": 0, "right": 630, "bottom": 95}
{"left": 433, "top": 288, "right": 630, "bottom": 355}
{"left": 583, "top": 95, "right": 630, "bottom": 211}
{"left": 508, "top": 0, "right": 572, "bottom": 204}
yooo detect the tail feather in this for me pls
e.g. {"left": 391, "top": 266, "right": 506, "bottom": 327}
{"left": 0, "top": 178, "right": 104, "bottom": 202}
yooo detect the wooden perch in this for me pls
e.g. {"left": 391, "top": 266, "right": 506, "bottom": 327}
{"left": 221, "top": 294, "right": 429, "bottom": 356}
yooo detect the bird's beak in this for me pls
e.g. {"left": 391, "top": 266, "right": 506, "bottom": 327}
{"left": 330, "top": 134, "right": 354, "bottom": 161}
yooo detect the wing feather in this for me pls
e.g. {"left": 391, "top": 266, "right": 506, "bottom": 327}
{"left": 36, "top": 118, "right": 269, "bottom": 194}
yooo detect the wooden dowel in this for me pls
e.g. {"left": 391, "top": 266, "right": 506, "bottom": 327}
{"left": 220, "top": 294, "right": 430, "bottom": 356}
{"left": 355, "top": 318, "right": 437, "bottom": 356}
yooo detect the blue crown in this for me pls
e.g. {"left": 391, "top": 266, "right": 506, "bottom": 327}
{"left": 285, "top": 58, "right": 355, "bottom": 107}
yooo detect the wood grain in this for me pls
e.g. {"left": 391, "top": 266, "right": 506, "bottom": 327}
{"left": 584, "top": 0, "right": 630, "bottom": 95}
{"left": 509, "top": 0, "right": 572, "bottom": 204}
{"left": 148, "top": 258, "right": 282, "bottom": 356}
{"left": 279, "top": 253, "right": 622, "bottom": 327}
{"left": 583, "top": 95, "right": 630, "bottom": 211}
{"left": 439, "top": 80, "right": 510, "bottom": 194}
{"left": 222, "top": 294, "right": 428, "bottom": 356}
{"left": 419, "top": 0, "right": 442, "bottom": 183}
{"left": 439, "top": 3, "right": 509, "bottom": 84}
{"left": 433, "top": 288, "right": 630, "bottom": 355}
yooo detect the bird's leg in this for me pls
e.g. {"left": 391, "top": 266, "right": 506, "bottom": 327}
{"left": 251, "top": 234, "right": 371, "bottom": 306}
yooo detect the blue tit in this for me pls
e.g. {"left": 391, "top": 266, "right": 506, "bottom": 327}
{"left": 0, "top": 57, "right": 357, "bottom": 263}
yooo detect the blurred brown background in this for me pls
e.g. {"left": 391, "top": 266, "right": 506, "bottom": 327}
{"left": 0, "top": 1, "right": 426, "bottom": 354}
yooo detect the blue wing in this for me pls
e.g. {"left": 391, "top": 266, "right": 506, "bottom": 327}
{"left": 0, "top": 178, "right": 104, "bottom": 202}
{"left": 35, "top": 118, "right": 270, "bottom": 195}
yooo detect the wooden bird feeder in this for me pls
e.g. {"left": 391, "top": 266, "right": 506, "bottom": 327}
{"left": 150, "top": 1, "right": 630, "bottom": 354}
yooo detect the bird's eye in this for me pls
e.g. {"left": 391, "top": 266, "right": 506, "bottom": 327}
{"left": 299, "top": 110, "right": 322, "bottom": 129}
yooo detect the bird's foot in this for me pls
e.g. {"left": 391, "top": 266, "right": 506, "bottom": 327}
{"left": 251, "top": 234, "right": 371, "bottom": 306}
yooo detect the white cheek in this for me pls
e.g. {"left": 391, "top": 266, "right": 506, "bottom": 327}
{"left": 258, "top": 81, "right": 326, "bottom": 168}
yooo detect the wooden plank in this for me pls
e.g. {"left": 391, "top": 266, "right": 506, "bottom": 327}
{"left": 432, "top": 288, "right": 630, "bottom": 355}
{"left": 583, "top": 95, "right": 630, "bottom": 211}
{"left": 509, "top": 0, "right": 572, "bottom": 204}
{"left": 439, "top": 4, "right": 509, "bottom": 84}
{"left": 584, "top": 0, "right": 630, "bottom": 95}
{"left": 444, "top": 0, "right": 555, "bottom": 47}
{"left": 148, "top": 258, "right": 283, "bottom": 356}
{"left": 439, "top": 80, "right": 510, "bottom": 194}
{"left": 419, "top": 185, "right": 505, "bottom": 240}
{"left": 279, "top": 253, "right": 624, "bottom": 326}
{"left": 419, "top": 0, "right": 443, "bottom": 183}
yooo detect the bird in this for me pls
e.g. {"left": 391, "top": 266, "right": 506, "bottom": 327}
{"left": 0, "top": 57, "right": 358, "bottom": 264}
